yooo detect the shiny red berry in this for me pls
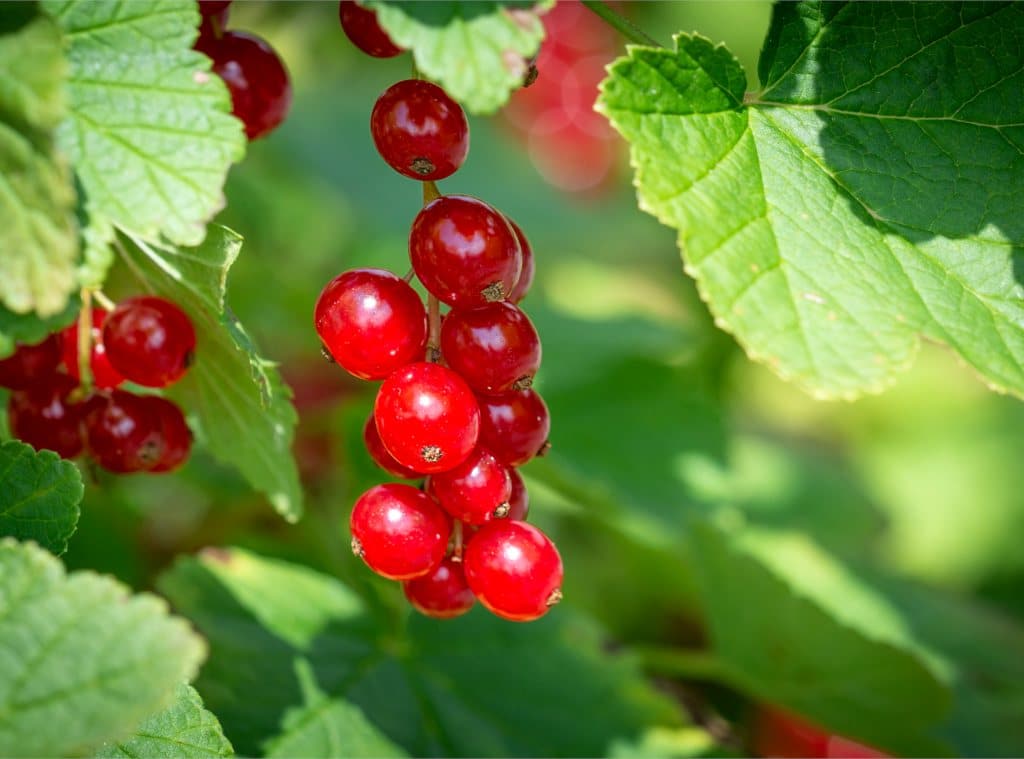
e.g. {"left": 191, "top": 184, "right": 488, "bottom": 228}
{"left": 0, "top": 335, "right": 61, "bottom": 390}
{"left": 428, "top": 447, "right": 511, "bottom": 525}
{"left": 371, "top": 79, "right": 469, "bottom": 181}
{"left": 403, "top": 557, "right": 476, "bottom": 619}
{"left": 410, "top": 195, "right": 522, "bottom": 308}
{"left": 477, "top": 389, "right": 550, "bottom": 466}
{"left": 440, "top": 302, "right": 541, "bottom": 394}
{"left": 315, "top": 269, "right": 427, "bottom": 380}
{"left": 60, "top": 308, "right": 124, "bottom": 389}
{"left": 507, "top": 219, "right": 535, "bottom": 304}
{"left": 350, "top": 483, "right": 450, "bottom": 580}
{"left": 374, "top": 362, "right": 480, "bottom": 474}
{"left": 362, "top": 412, "right": 420, "bottom": 479}
{"left": 145, "top": 396, "right": 192, "bottom": 473}
{"left": 464, "top": 520, "right": 563, "bottom": 622}
{"left": 339, "top": 1, "right": 403, "bottom": 58}
{"left": 7, "top": 374, "right": 84, "bottom": 459}
{"left": 506, "top": 468, "right": 529, "bottom": 521}
{"left": 196, "top": 30, "right": 291, "bottom": 140}
{"left": 85, "top": 390, "right": 166, "bottom": 473}
{"left": 103, "top": 296, "right": 196, "bottom": 388}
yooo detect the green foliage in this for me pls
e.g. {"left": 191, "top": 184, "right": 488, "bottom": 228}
{"left": 0, "top": 440, "right": 82, "bottom": 554}
{"left": 598, "top": 1, "right": 1024, "bottom": 399}
{"left": 0, "top": 297, "right": 78, "bottom": 358}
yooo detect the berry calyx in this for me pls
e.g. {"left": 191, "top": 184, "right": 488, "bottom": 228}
{"left": 84, "top": 390, "right": 166, "bottom": 473}
{"left": 440, "top": 302, "right": 541, "bottom": 394}
{"left": 339, "top": 1, "right": 403, "bottom": 58}
{"left": 146, "top": 396, "right": 193, "bottom": 473}
{"left": 506, "top": 468, "right": 529, "bottom": 521}
{"left": 315, "top": 269, "right": 427, "bottom": 380}
{"left": 403, "top": 557, "right": 476, "bottom": 619}
{"left": 0, "top": 335, "right": 62, "bottom": 390}
{"left": 374, "top": 362, "right": 480, "bottom": 474}
{"left": 409, "top": 195, "right": 522, "bottom": 308}
{"left": 477, "top": 388, "right": 551, "bottom": 467}
{"left": 7, "top": 374, "right": 85, "bottom": 459}
{"left": 507, "top": 219, "right": 535, "bottom": 304}
{"left": 428, "top": 447, "right": 512, "bottom": 525}
{"left": 103, "top": 296, "right": 196, "bottom": 388}
{"left": 371, "top": 79, "right": 469, "bottom": 181}
{"left": 60, "top": 308, "right": 125, "bottom": 389}
{"left": 464, "top": 520, "right": 563, "bottom": 622}
{"left": 362, "top": 412, "right": 420, "bottom": 479}
{"left": 350, "top": 483, "right": 451, "bottom": 580}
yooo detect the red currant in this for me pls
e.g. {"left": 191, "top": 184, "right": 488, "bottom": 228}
{"left": 84, "top": 390, "right": 166, "bottom": 473}
{"left": 197, "top": 0, "right": 230, "bottom": 41}
{"left": 350, "top": 483, "right": 450, "bottom": 580}
{"left": 440, "top": 302, "right": 541, "bottom": 394}
{"left": 315, "top": 269, "right": 427, "bottom": 381}
{"left": 464, "top": 520, "right": 563, "bottom": 622}
{"left": 428, "top": 447, "right": 511, "bottom": 525}
{"left": 60, "top": 308, "right": 124, "bottom": 389}
{"left": 195, "top": 30, "right": 291, "bottom": 141}
{"left": 362, "top": 412, "right": 420, "bottom": 479}
{"left": 103, "top": 296, "right": 196, "bottom": 388}
{"left": 7, "top": 374, "right": 84, "bottom": 459}
{"left": 403, "top": 557, "right": 476, "bottom": 619}
{"left": 145, "top": 396, "right": 192, "bottom": 473}
{"left": 477, "top": 388, "right": 550, "bottom": 466}
{"left": 507, "top": 219, "right": 535, "bottom": 304}
{"left": 507, "top": 468, "right": 529, "bottom": 521}
{"left": 409, "top": 195, "right": 522, "bottom": 308}
{"left": 370, "top": 79, "right": 469, "bottom": 181}
{"left": 339, "top": 1, "right": 403, "bottom": 58}
{"left": 0, "top": 335, "right": 61, "bottom": 390}
{"left": 374, "top": 362, "right": 480, "bottom": 474}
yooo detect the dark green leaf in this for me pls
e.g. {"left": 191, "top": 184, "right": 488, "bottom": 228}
{"left": 0, "top": 440, "right": 82, "bottom": 554}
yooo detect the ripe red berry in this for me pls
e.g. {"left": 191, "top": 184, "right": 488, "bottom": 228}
{"left": 428, "top": 447, "right": 512, "bottom": 525}
{"left": 0, "top": 335, "right": 61, "bottom": 390}
{"left": 339, "top": 1, "right": 403, "bottom": 58}
{"left": 752, "top": 706, "right": 889, "bottom": 758}
{"left": 350, "top": 483, "right": 451, "bottom": 580}
{"left": 507, "top": 468, "right": 529, "bottom": 521}
{"left": 440, "top": 302, "right": 541, "bottom": 394}
{"left": 195, "top": 30, "right": 291, "bottom": 141}
{"left": 197, "top": 0, "right": 231, "bottom": 41}
{"left": 477, "top": 388, "right": 550, "bottom": 466}
{"left": 145, "top": 396, "right": 192, "bottom": 473}
{"left": 370, "top": 79, "right": 469, "bottom": 181}
{"left": 103, "top": 296, "right": 196, "bottom": 388}
{"left": 85, "top": 390, "right": 166, "bottom": 473}
{"left": 60, "top": 308, "right": 125, "bottom": 389}
{"left": 410, "top": 195, "right": 522, "bottom": 308}
{"left": 403, "top": 557, "right": 476, "bottom": 619}
{"left": 374, "top": 362, "right": 480, "bottom": 474}
{"left": 315, "top": 269, "right": 427, "bottom": 380}
{"left": 362, "top": 412, "right": 420, "bottom": 479}
{"left": 464, "top": 520, "right": 563, "bottom": 622}
{"left": 7, "top": 374, "right": 84, "bottom": 459}
{"left": 507, "top": 219, "right": 535, "bottom": 304}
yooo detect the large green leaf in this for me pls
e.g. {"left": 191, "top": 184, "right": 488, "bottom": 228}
{"left": 598, "top": 2, "right": 1024, "bottom": 399}
{"left": 0, "top": 440, "right": 82, "bottom": 554}
{"left": 95, "top": 683, "right": 233, "bottom": 759}
{"left": 116, "top": 228, "right": 302, "bottom": 522}
{"left": 366, "top": 1, "right": 550, "bottom": 114}
{"left": 0, "top": 539, "right": 206, "bottom": 757}
{"left": 158, "top": 547, "right": 683, "bottom": 757}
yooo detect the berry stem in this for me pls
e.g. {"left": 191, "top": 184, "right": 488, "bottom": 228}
{"left": 422, "top": 179, "right": 443, "bottom": 361}
{"left": 580, "top": 1, "right": 663, "bottom": 48}
{"left": 93, "top": 290, "right": 116, "bottom": 311}
{"left": 452, "top": 519, "right": 464, "bottom": 562}
{"left": 77, "top": 288, "right": 95, "bottom": 392}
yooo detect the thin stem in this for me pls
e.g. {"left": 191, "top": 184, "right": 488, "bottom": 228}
{"left": 426, "top": 295, "right": 441, "bottom": 362}
{"left": 93, "top": 290, "right": 116, "bottom": 311}
{"left": 581, "top": 1, "right": 662, "bottom": 48}
{"left": 77, "top": 289, "right": 94, "bottom": 392}
{"left": 451, "top": 520, "right": 464, "bottom": 562}
{"left": 422, "top": 180, "right": 441, "bottom": 204}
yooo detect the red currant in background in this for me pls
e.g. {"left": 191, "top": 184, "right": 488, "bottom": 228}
{"left": 145, "top": 396, "right": 193, "bottom": 473}
{"left": 84, "top": 390, "right": 166, "bottom": 473}
{"left": 752, "top": 706, "right": 888, "bottom": 758}
{"left": 60, "top": 308, "right": 124, "bottom": 389}
{"left": 371, "top": 79, "right": 469, "bottom": 181}
{"left": 315, "top": 269, "right": 427, "bottom": 380}
{"left": 403, "top": 557, "right": 476, "bottom": 619}
{"left": 362, "top": 412, "right": 420, "bottom": 479}
{"left": 464, "top": 520, "right": 563, "bottom": 622}
{"left": 410, "top": 195, "right": 522, "bottom": 308}
{"left": 103, "top": 296, "right": 197, "bottom": 388}
{"left": 428, "top": 447, "right": 512, "bottom": 525}
{"left": 7, "top": 374, "right": 85, "bottom": 459}
{"left": 477, "top": 388, "right": 550, "bottom": 467}
{"left": 195, "top": 30, "right": 291, "bottom": 141}
{"left": 440, "top": 302, "right": 541, "bottom": 395}
{"left": 197, "top": 0, "right": 231, "bottom": 41}
{"left": 350, "top": 483, "right": 451, "bottom": 580}
{"left": 339, "top": 1, "right": 403, "bottom": 58}
{"left": 507, "top": 219, "right": 535, "bottom": 304}
{"left": 0, "top": 334, "right": 61, "bottom": 391}
{"left": 507, "top": 468, "right": 529, "bottom": 521}
{"left": 374, "top": 362, "right": 480, "bottom": 474}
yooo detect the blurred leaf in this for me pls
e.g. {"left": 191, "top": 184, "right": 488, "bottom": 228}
{"left": 599, "top": 4, "right": 1024, "bottom": 399}
{"left": 367, "top": 1, "right": 550, "bottom": 114}
{"left": 0, "top": 539, "right": 206, "bottom": 757}
{"left": 95, "top": 683, "right": 233, "bottom": 759}
{"left": 608, "top": 726, "right": 734, "bottom": 759}
{"left": 116, "top": 227, "right": 302, "bottom": 522}
{"left": 0, "top": 440, "right": 82, "bottom": 554}
{"left": 158, "top": 547, "right": 684, "bottom": 757}
{"left": 0, "top": 298, "right": 78, "bottom": 358}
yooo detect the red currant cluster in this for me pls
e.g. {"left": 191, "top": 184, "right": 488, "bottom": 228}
{"left": 194, "top": 1, "right": 291, "bottom": 141}
{"left": 0, "top": 297, "right": 196, "bottom": 474}
{"left": 314, "top": 3, "right": 563, "bottom": 623}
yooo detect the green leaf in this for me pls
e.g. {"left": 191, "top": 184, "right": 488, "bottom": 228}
{"left": 95, "top": 683, "right": 234, "bottom": 759}
{"left": 366, "top": 1, "right": 550, "bottom": 114}
{"left": 158, "top": 547, "right": 683, "bottom": 757}
{"left": 0, "top": 539, "right": 206, "bottom": 757}
{"left": 40, "top": 0, "right": 245, "bottom": 284}
{"left": 0, "top": 440, "right": 82, "bottom": 554}
{"left": 0, "top": 8, "right": 78, "bottom": 317}
{"left": 0, "top": 298, "right": 78, "bottom": 358}
{"left": 116, "top": 227, "right": 302, "bottom": 522}
{"left": 598, "top": 3, "right": 1024, "bottom": 399}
